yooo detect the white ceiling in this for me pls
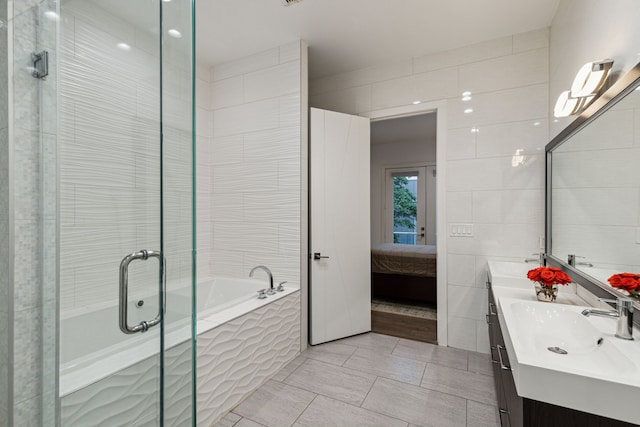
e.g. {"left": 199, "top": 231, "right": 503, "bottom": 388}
{"left": 371, "top": 113, "right": 437, "bottom": 146}
{"left": 196, "top": 0, "right": 560, "bottom": 79}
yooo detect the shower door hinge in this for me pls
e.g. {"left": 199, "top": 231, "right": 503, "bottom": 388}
{"left": 31, "top": 50, "right": 49, "bottom": 80}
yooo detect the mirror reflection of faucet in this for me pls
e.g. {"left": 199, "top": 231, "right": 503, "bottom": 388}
{"left": 567, "top": 254, "right": 594, "bottom": 267}
{"left": 524, "top": 252, "right": 545, "bottom": 265}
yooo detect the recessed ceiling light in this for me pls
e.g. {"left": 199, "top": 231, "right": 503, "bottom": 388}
{"left": 553, "top": 119, "right": 559, "bottom": 123}
{"left": 533, "top": 121, "right": 541, "bottom": 126}
{"left": 462, "top": 95, "right": 472, "bottom": 102}
{"left": 471, "top": 127, "right": 479, "bottom": 133}
{"left": 117, "top": 42, "right": 131, "bottom": 51}
{"left": 462, "top": 91, "right": 472, "bottom": 97}
{"left": 412, "top": 100, "right": 422, "bottom": 105}
{"left": 464, "top": 108, "right": 473, "bottom": 114}
{"left": 163, "top": 0, "right": 172, "bottom": 2}
{"left": 168, "top": 29, "right": 182, "bottom": 38}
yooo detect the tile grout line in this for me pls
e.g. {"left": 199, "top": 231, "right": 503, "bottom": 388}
{"left": 357, "top": 377, "right": 413, "bottom": 427}
{"left": 289, "top": 393, "right": 321, "bottom": 427}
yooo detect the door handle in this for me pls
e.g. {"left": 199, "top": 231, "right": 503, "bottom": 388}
{"left": 420, "top": 226, "right": 425, "bottom": 238}
{"left": 119, "top": 249, "right": 166, "bottom": 334}
{"left": 313, "top": 252, "right": 330, "bottom": 260}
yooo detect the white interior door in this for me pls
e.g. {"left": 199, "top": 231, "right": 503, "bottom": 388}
{"left": 310, "top": 108, "right": 371, "bottom": 345}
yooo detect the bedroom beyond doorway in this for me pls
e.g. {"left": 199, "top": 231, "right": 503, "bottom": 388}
{"left": 369, "top": 112, "right": 438, "bottom": 344}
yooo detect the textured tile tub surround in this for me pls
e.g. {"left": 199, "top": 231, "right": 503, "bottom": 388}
{"left": 217, "top": 332, "right": 498, "bottom": 427}
{"left": 198, "top": 292, "right": 301, "bottom": 427}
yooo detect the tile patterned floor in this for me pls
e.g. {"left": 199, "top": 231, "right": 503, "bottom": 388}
{"left": 213, "top": 332, "right": 499, "bottom": 427}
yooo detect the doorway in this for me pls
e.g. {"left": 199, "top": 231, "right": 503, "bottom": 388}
{"left": 369, "top": 111, "right": 440, "bottom": 343}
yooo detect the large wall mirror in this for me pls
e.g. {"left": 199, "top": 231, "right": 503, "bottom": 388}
{"left": 546, "top": 61, "right": 640, "bottom": 315}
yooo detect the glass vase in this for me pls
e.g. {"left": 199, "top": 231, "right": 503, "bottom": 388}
{"left": 535, "top": 283, "right": 558, "bottom": 302}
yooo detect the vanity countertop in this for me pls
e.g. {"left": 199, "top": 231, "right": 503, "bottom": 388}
{"left": 488, "top": 261, "right": 640, "bottom": 425}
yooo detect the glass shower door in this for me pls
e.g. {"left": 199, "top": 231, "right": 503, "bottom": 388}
{"left": 56, "top": 0, "right": 194, "bottom": 425}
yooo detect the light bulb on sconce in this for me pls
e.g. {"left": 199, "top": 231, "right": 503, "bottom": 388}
{"left": 554, "top": 59, "right": 613, "bottom": 117}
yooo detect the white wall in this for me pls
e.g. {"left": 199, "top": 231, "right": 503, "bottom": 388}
{"left": 311, "top": 28, "right": 550, "bottom": 352}
{"left": 370, "top": 137, "right": 436, "bottom": 246}
{"left": 549, "top": 0, "right": 640, "bottom": 137}
{"left": 199, "top": 41, "right": 307, "bottom": 291}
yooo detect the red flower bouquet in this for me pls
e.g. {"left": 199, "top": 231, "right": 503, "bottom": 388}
{"left": 527, "top": 266, "right": 572, "bottom": 302}
{"left": 608, "top": 273, "right": 640, "bottom": 298}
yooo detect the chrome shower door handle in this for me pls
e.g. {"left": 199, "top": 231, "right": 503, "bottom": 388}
{"left": 313, "top": 252, "right": 330, "bottom": 260}
{"left": 119, "top": 249, "right": 166, "bottom": 334}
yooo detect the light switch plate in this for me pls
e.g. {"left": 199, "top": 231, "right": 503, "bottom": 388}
{"left": 450, "top": 223, "right": 474, "bottom": 237}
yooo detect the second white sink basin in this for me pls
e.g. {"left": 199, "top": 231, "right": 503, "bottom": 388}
{"left": 503, "top": 299, "right": 636, "bottom": 377}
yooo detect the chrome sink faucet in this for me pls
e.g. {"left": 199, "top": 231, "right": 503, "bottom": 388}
{"left": 250, "top": 265, "right": 276, "bottom": 295}
{"left": 582, "top": 297, "right": 634, "bottom": 340}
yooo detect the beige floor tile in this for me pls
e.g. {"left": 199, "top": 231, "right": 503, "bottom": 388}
{"left": 343, "top": 347, "right": 426, "bottom": 385}
{"left": 466, "top": 400, "right": 499, "bottom": 427}
{"left": 337, "top": 332, "right": 400, "bottom": 353}
{"left": 235, "top": 419, "right": 266, "bottom": 427}
{"left": 283, "top": 358, "right": 376, "bottom": 406}
{"left": 303, "top": 341, "right": 357, "bottom": 366}
{"left": 421, "top": 364, "right": 497, "bottom": 406}
{"left": 233, "top": 380, "right": 315, "bottom": 427}
{"left": 213, "top": 412, "right": 242, "bottom": 427}
{"left": 393, "top": 339, "right": 468, "bottom": 370}
{"left": 271, "top": 356, "right": 306, "bottom": 382}
{"left": 293, "top": 395, "right": 408, "bottom": 427}
{"left": 467, "top": 351, "right": 493, "bottom": 377}
{"left": 362, "top": 377, "right": 467, "bottom": 427}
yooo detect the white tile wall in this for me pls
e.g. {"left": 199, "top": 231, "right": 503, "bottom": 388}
{"left": 203, "top": 42, "right": 306, "bottom": 288}
{"left": 310, "top": 28, "right": 550, "bottom": 352}
{"left": 59, "top": 2, "right": 193, "bottom": 313}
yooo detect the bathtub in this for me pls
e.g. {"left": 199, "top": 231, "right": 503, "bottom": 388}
{"left": 59, "top": 276, "right": 298, "bottom": 397}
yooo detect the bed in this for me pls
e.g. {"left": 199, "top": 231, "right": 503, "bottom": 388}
{"left": 371, "top": 243, "right": 437, "bottom": 304}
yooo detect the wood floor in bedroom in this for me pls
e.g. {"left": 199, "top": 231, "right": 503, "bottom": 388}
{"left": 371, "top": 299, "right": 437, "bottom": 344}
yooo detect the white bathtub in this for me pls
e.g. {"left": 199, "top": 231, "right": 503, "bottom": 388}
{"left": 59, "top": 276, "right": 297, "bottom": 397}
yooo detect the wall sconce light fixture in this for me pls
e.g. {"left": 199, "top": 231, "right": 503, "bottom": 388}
{"left": 554, "top": 59, "right": 613, "bottom": 118}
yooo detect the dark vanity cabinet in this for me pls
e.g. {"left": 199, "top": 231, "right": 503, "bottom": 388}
{"left": 486, "top": 278, "right": 637, "bottom": 427}
{"left": 487, "top": 284, "right": 521, "bottom": 427}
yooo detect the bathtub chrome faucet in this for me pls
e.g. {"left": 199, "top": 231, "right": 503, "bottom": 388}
{"left": 582, "top": 297, "right": 634, "bottom": 340}
{"left": 250, "top": 265, "right": 276, "bottom": 295}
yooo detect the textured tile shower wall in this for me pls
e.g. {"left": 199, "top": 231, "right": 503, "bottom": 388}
{"left": 200, "top": 41, "right": 305, "bottom": 288}
{"left": 4, "top": 0, "right": 58, "bottom": 424}
{"left": 59, "top": 0, "right": 193, "bottom": 314}
{"left": 0, "top": 0, "right": 8, "bottom": 423}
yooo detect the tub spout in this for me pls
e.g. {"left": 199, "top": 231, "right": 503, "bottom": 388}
{"left": 250, "top": 265, "right": 275, "bottom": 295}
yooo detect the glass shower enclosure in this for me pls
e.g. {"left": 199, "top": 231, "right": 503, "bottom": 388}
{"left": 1, "top": 0, "right": 195, "bottom": 425}
{"left": 56, "top": 0, "right": 196, "bottom": 425}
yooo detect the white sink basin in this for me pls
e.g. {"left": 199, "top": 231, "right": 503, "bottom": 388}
{"left": 503, "top": 300, "right": 636, "bottom": 377}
